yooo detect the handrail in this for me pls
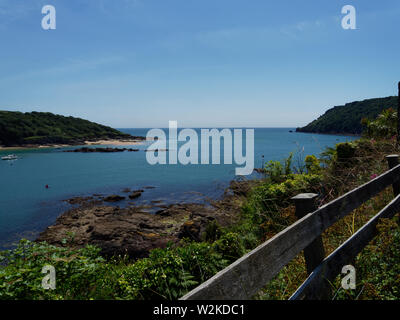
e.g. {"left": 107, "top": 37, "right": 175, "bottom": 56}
{"left": 181, "top": 156, "right": 400, "bottom": 300}
{"left": 291, "top": 193, "right": 400, "bottom": 300}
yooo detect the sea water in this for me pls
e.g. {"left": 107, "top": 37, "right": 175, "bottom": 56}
{"left": 0, "top": 128, "right": 356, "bottom": 249}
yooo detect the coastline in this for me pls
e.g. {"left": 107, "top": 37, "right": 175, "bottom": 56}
{"left": 35, "top": 180, "right": 254, "bottom": 258}
{"left": 84, "top": 139, "right": 146, "bottom": 146}
{"left": 295, "top": 130, "right": 362, "bottom": 137}
{"left": 0, "top": 138, "right": 147, "bottom": 151}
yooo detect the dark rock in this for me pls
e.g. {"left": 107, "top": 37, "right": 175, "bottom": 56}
{"left": 129, "top": 190, "right": 144, "bottom": 199}
{"left": 155, "top": 209, "right": 170, "bottom": 216}
{"left": 253, "top": 168, "right": 265, "bottom": 174}
{"left": 229, "top": 180, "right": 253, "bottom": 196}
{"left": 36, "top": 197, "right": 238, "bottom": 259}
{"left": 104, "top": 195, "right": 125, "bottom": 202}
{"left": 65, "top": 196, "right": 94, "bottom": 205}
{"left": 177, "top": 219, "right": 203, "bottom": 242}
{"left": 90, "top": 230, "right": 113, "bottom": 241}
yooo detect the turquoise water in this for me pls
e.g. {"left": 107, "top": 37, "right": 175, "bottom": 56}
{"left": 0, "top": 128, "right": 356, "bottom": 249}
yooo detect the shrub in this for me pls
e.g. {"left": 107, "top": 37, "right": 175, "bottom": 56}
{"left": 203, "top": 220, "right": 223, "bottom": 242}
{"left": 305, "top": 155, "right": 321, "bottom": 174}
{"left": 362, "top": 108, "right": 397, "bottom": 139}
{"left": 0, "top": 240, "right": 108, "bottom": 300}
{"left": 336, "top": 142, "right": 356, "bottom": 160}
{"left": 0, "top": 239, "right": 233, "bottom": 300}
{"left": 264, "top": 160, "right": 285, "bottom": 183}
{"left": 212, "top": 232, "right": 245, "bottom": 261}
{"left": 117, "top": 241, "right": 230, "bottom": 300}
{"left": 264, "top": 153, "right": 293, "bottom": 183}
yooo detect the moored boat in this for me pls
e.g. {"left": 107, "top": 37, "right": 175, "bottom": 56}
{"left": 1, "top": 154, "right": 18, "bottom": 160}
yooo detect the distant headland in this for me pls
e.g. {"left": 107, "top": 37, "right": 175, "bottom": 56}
{"left": 0, "top": 111, "right": 145, "bottom": 149}
{"left": 296, "top": 96, "right": 397, "bottom": 135}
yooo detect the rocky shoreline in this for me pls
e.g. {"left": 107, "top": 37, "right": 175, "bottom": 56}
{"left": 36, "top": 180, "right": 255, "bottom": 259}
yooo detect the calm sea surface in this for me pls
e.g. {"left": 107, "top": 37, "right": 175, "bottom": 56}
{"left": 0, "top": 128, "right": 357, "bottom": 249}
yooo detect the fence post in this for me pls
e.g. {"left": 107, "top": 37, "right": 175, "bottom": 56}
{"left": 291, "top": 193, "right": 331, "bottom": 299}
{"left": 386, "top": 154, "right": 400, "bottom": 196}
{"left": 291, "top": 193, "right": 325, "bottom": 273}
{"left": 397, "top": 81, "right": 400, "bottom": 146}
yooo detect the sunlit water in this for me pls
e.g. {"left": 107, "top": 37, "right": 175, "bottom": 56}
{"left": 0, "top": 128, "right": 356, "bottom": 249}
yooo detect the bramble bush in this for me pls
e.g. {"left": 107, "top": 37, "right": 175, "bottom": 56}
{"left": 0, "top": 240, "right": 109, "bottom": 300}
{"left": 0, "top": 232, "right": 245, "bottom": 300}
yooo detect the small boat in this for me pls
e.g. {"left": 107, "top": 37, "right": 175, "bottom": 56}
{"left": 1, "top": 154, "right": 18, "bottom": 160}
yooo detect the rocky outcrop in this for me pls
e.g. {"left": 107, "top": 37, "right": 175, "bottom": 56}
{"left": 129, "top": 190, "right": 144, "bottom": 199}
{"left": 177, "top": 218, "right": 212, "bottom": 242}
{"left": 103, "top": 195, "right": 126, "bottom": 202}
{"left": 36, "top": 180, "right": 255, "bottom": 259}
{"left": 36, "top": 202, "right": 228, "bottom": 259}
{"left": 65, "top": 196, "right": 94, "bottom": 205}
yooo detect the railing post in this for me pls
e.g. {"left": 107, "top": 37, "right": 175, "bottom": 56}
{"left": 386, "top": 155, "right": 400, "bottom": 196}
{"left": 397, "top": 81, "right": 400, "bottom": 146}
{"left": 291, "top": 193, "right": 325, "bottom": 273}
{"left": 292, "top": 193, "right": 330, "bottom": 300}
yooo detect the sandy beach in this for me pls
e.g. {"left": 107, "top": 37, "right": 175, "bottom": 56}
{"left": 84, "top": 139, "right": 146, "bottom": 146}
{"left": 0, "top": 139, "right": 147, "bottom": 151}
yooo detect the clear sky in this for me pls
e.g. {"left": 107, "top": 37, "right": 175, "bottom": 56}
{"left": 0, "top": 0, "right": 399, "bottom": 128}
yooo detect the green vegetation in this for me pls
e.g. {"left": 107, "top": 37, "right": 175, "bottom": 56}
{"left": 257, "top": 108, "right": 400, "bottom": 300}
{"left": 0, "top": 111, "right": 134, "bottom": 146}
{"left": 332, "top": 217, "right": 400, "bottom": 300}
{"left": 1, "top": 109, "right": 400, "bottom": 300}
{"left": 0, "top": 235, "right": 242, "bottom": 300}
{"left": 296, "top": 96, "right": 397, "bottom": 134}
{"left": 362, "top": 107, "right": 397, "bottom": 139}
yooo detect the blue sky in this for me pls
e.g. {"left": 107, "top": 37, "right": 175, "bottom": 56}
{"left": 0, "top": 0, "right": 399, "bottom": 128}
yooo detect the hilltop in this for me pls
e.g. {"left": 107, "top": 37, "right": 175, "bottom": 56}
{"left": 0, "top": 111, "right": 143, "bottom": 147}
{"left": 296, "top": 96, "right": 398, "bottom": 135}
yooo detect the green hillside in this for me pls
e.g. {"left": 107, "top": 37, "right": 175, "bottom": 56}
{"left": 296, "top": 96, "right": 398, "bottom": 135}
{"left": 0, "top": 111, "right": 137, "bottom": 147}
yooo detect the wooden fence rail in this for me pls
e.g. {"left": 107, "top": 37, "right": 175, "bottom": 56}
{"left": 180, "top": 155, "right": 400, "bottom": 300}
{"left": 291, "top": 193, "right": 400, "bottom": 299}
